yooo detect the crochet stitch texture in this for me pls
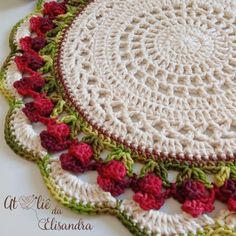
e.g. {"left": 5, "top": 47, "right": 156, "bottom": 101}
{"left": 1, "top": 0, "right": 236, "bottom": 235}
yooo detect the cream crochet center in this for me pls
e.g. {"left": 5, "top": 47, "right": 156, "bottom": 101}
{"left": 59, "top": 0, "right": 236, "bottom": 160}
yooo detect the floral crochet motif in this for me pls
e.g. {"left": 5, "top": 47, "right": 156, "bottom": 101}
{"left": 1, "top": 0, "right": 236, "bottom": 235}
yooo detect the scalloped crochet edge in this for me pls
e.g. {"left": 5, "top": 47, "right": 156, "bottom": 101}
{"left": 0, "top": 0, "right": 236, "bottom": 235}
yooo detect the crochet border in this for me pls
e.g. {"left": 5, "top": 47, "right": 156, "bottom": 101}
{"left": 0, "top": 0, "right": 236, "bottom": 235}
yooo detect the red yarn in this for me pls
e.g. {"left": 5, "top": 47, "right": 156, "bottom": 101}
{"left": 13, "top": 74, "right": 45, "bottom": 96}
{"left": 34, "top": 96, "right": 54, "bottom": 116}
{"left": 68, "top": 142, "right": 93, "bottom": 166}
{"left": 182, "top": 199, "right": 214, "bottom": 218}
{"left": 60, "top": 153, "right": 97, "bottom": 174}
{"left": 138, "top": 174, "right": 163, "bottom": 196}
{"left": 15, "top": 51, "right": 44, "bottom": 73}
{"left": 131, "top": 173, "right": 169, "bottom": 211}
{"left": 23, "top": 96, "right": 54, "bottom": 122}
{"left": 133, "top": 192, "right": 165, "bottom": 211}
{"left": 23, "top": 102, "right": 40, "bottom": 122}
{"left": 173, "top": 180, "right": 215, "bottom": 217}
{"left": 228, "top": 197, "right": 236, "bottom": 211}
{"left": 97, "top": 160, "right": 129, "bottom": 196}
{"left": 46, "top": 121, "right": 70, "bottom": 141}
{"left": 215, "top": 179, "right": 236, "bottom": 203}
{"left": 98, "top": 160, "right": 127, "bottom": 181}
{"left": 172, "top": 180, "right": 208, "bottom": 203}
{"left": 30, "top": 16, "right": 55, "bottom": 36}
{"left": 43, "top": 1, "right": 66, "bottom": 19}
{"left": 97, "top": 175, "right": 129, "bottom": 197}
{"left": 40, "top": 131, "right": 71, "bottom": 153}
{"left": 20, "top": 36, "right": 47, "bottom": 52}
{"left": 19, "top": 36, "right": 32, "bottom": 51}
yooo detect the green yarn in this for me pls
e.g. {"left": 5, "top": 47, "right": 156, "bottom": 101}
{"left": 50, "top": 99, "right": 66, "bottom": 118}
{"left": 140, "top": 160, "right": 157, "bottom": 177}
{"left": 176, "top": 167, "right": 212, "bottom": 188}
{"left": 140, "top": 160, "right": 170, "bottom": 186}
{"left": 82, "top": 134, "right": 105, "bottom": 160}
{"left": 39, "top": 41, "right": 56, "bottom": 56}
{"left": 39, "top": 55, "right": 53, "bottom": 74}
{"left": 215, "top": 166, "right": 231, "bottom": 187}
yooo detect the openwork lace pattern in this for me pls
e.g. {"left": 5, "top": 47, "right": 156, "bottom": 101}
{"left": 59, "top": 0, "right": 236, "bottom": 160}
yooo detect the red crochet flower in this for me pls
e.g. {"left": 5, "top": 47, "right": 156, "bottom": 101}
{"left": 20, "top": 36, "right": 47, "bottom": 52}
{"left": 173, "top": 180, "right": 208, "bottom": 203}
{"left": 15, "top": 51, "right": 44, "bottom": 73}
{"left": 215, "top": 179, "right": 236, "bottom": 202}
{"left": 228, "top": 198, "right": 236, "bottom": 211}
{"left": 46, "top": 122, "right": 70, "bottom": 141}
{"left": 13, "top": 74, "right": 45, "bottom": 96}
{"left": 68, "top": 142, "right": 93, "bottom": 166}
{"left": 173, "top": 180, "right": 215, "bottom": 217}
{"left": 97, "top": 160, "right": 129, "bottom": 196}
{"left": 133, "top": 192, "right": 165, "bottom": 211}
{"left": 40, "top": 131, "right": 71, "bottom": 153}
{"left": 23, "top": 102, "right": 40, "bottom": 122}
{"left": 97, "top": 175, "right": 129, "bottom": 196}
{"left": 34, "top": 96, "right": 54, "bottom": 116}
{"left": 60, "top": 143, "right": 95, "bottom": 174}
{"left": 98, "top": 160, "right": 127, "bottom": 181}
{"left": 182, "top": 198, "right": 215, "bottom": 218}
{"left": 215, "top": 179, "right": 236, "bottom": 212}
{"left": 138, "top": 173, "right": 163, "bottom": 196}
{"left": 30, "top": 16, "right": 55, "bottom": 36}
{"left": 131, "top": 174, "right": 168, "bottom": 211}
{"left": 43, "top": 1, "right": 66, "bottom": 19}
{"left": 23, "top": 96, "right": 54, "bottom": 122}
{"left": 60, "top": 153, "right": 96, "bottom": 173}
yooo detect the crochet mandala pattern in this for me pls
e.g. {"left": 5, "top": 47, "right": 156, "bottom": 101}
{"left": 1, "top": 0, "right": 236, "bottom": 235}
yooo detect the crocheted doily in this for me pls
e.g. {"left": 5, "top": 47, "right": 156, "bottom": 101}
{"left": 1, "top": 0, "right": 236, "bottom": 235}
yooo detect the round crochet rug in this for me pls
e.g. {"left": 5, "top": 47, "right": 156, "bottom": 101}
{"left": 1, "top": 0, "right": 236, "bottom": 235}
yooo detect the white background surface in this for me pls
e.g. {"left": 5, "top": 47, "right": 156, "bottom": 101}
{"left": 0, "top": 1, "right": 132, "bottom": 235}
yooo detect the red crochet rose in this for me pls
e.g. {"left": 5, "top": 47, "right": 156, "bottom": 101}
{"left": 182, "top": 198, "right": 215, "bottom": 218}
{"left": 173, "top": 180, "right": 215, "bottom": 217}
{"left": 15, "top": 51, "right": 44, "bottom": 73}
{"left": 40, "top": 131, "right": 71, "bottom": 153}
{"left": 215, "top": 179, "right": 236, "bottom": 202}
{"left": 133, "top": 192, "right": 165, "bottom": 211}
{"left": 173, "top": 180, "right": 208, "bottom": 203}
{"left": 131, "top": 174, "right": 169, "bottom": 211}
{"left": 138, "top": 174, "right": 163, "bottom": 196}
{"left": 60, "top": 153, "right": 95, "bottom": 173}
{"left": 68, "top": 143, "right": 93, "bottom": 165}
{"left": 23, "top": 96, "right": 54, "bottom": 122}
{"left": 215, "top": 179, "right": 236, "bottom": 212}
{"left": 30, "top": 16, "right": 55, "bottom": 36}
{"left": 13, "top": 74, "right": 45, "bottom": 96}
{"left": 97, "top": 175, "right": 129, "bottom": 196}
{"left": 60, "top": 142, "right": 96, "bottom": 174}
{"left": 47, "top": 122, "right": 70, "bottom": 141}
{"left": 43, "top": 1, "right": 66, "bottom": 19}
{"left": 97, "top": 160, "right": 129, "bottom": 196}
{"left": 34, "top": 96, "right": 54, "bottom": 116}
{"left": 20, "top": 36, "right": 47, "bottom": 52}
{"left": 228, "top": 198, "right": 236, "bottom": 211}
{"left": 98, "top": 160, "right": 127, "bottom": 181}
{"left": 23, "top": 102, "right": 40, "bottom": 122}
